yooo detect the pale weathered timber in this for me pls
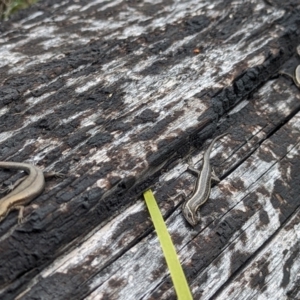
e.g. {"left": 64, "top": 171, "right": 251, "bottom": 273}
{"left": 20, "top": 74, "right": 300, "bottom": 300}
{"left": 0, "top": 0, "right": 300, "bottom": 299}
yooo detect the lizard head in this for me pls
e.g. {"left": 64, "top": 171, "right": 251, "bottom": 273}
{"left": 182, "top": 202, "right": 199, "bottom": 227}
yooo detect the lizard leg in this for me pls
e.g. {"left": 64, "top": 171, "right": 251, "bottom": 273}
{"left": 185, "top": 156, "right": 201, "bottom": 176}
{"left": 44, "top": 171, "right": 65, "bottom": 179}
{"left": 278, "top": 70, "right": 300, "bottom": 88}
{"left": 211, "top": 168, "right": 220, "bottom": 183}
{"left": 15, "top": 206, "right": 25, "bottom": 224}
{"left": 2, "top": 175, "right": 28, "bottom": 194}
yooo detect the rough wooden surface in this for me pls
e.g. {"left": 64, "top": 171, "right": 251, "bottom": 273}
{"left": 0, "top": 0, "right": 300, "bottom": 299}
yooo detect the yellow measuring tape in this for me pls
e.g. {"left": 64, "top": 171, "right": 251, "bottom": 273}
{"left": 143, "top": 189, "right": 193, "bottom": 300}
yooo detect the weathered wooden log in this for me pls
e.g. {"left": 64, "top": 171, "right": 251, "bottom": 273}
{"left": 0, "top": 0, "right": 300, "bottom": 299}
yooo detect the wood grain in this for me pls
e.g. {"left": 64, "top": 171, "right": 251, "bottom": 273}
{"left": 0, "top": 0, "right": 299, "bottom": 299}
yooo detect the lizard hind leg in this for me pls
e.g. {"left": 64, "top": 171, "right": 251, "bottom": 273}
{"left": 184, "top": 155, "right": 201, "bottom": 177}
{"left": 44, "top": 171, "right": 65, "bottom": 179}
{"left": 16, "top": 206, "right": 25, "bottom": 224}
{"left": 278, "top": 70, "right": 300, "bottom": 88}
{"left": 278, "top": 70, "right": 294, "bottom": 80}
{"left": 211, "top": 168, "right": 220, "bottom": 183}
{"left": 1, "top": 175, "right": 28, "bottom": 194}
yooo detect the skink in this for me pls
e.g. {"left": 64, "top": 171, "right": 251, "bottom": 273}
{"left": 0, "top": 161, "right": 45, "bottom": 224}
{"left": 182, "top": 133, "right": 226, "bottom": 226}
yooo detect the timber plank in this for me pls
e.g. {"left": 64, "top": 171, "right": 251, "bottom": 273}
{"left": 12, "top": 73, "right": 300, "bottom": 299}
{"left": 215, "top": 208, "right": 300, "bottom": 299}
{"left": 0, "top": 0, "right": 299, "bottom": 299}
{"left": 85, "top": 103, "right": 300, "bottom": 300}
